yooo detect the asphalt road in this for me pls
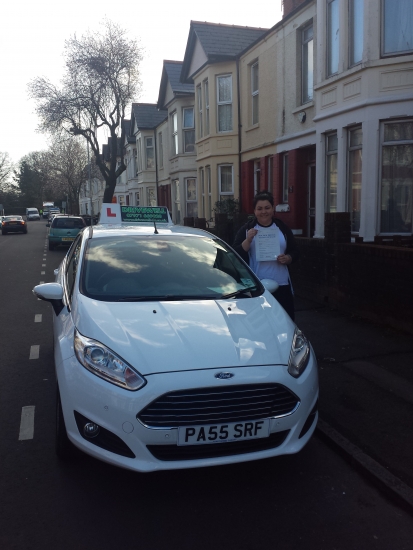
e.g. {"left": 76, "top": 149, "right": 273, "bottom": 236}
{"left": 1, "top": 221, "right": 412, "bottom": 550}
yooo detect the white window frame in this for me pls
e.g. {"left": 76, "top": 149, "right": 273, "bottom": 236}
{"left": 251, "top": 62, "right": 259, "bottom": 125}
{"left": 171, "top": 112, "right": 178, "bottom": 156}
{"left": 136, "top": 138, "right": 142, "bottom": 174}
{"left": 200, "top": 167, "right": 205, "bottom": 218}
{"left": 218, "top": 165, "right": 234, "bottom": 199}
{"left": 217, "top": 75, "right": 233, "bottom": 133}
{"left": 327, "top": 0, "right": 339, "bottom": 77}
{"left": 183, "top": 107, "right": 195, "bottom": 153}
{"left": 349, "top": 0, "right": 364, "bottom": 67}
{"left": 302, "top": 23, "right": 314, "bottom": 103}
{"left": 206, "top": 166, "right": 212, "bottom": 220}
{"left": 204, "top": 80, "right": 210, "bottom": 135}
{"left": 347, "top": 126, "right": 363, "bottom": 232}
{"left": 326, "top": 133, "right": 338, "bottom": 213}
{"left": 185, "top": 178, "right": 198, "bottom": 218}
{"left": 145, "top": 136, "right": 154, "bottom": 169}
{"left": 146, "top": 187, "right": 156, "bottom": 207}
{"left": 135, "top": 190, "right": 141, "bottom": 206}
{"left": 197, "top": 85, "right": 203, "bottom": 139}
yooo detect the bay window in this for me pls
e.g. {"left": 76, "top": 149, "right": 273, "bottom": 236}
{"left": 302, "top": 24, "right": 313, "bottom": 103}
{"left": 251, "top": 62, "right": 259, "bottom": 125}
{"left": 186, "top": 178, "right": 198, "bottom": 217}
{"left": 347, "top": 127, "right": 363, "bottom": 232}
{"left": 327, "top": 0, "right": 339, "bottom": 76}
{"left": 219, "top": 165, "right": 234, "bottom": 200}
{"left": 183, "top": 107, "right": 195, "bottom": 153}
{"left": 217, "top": 75, "right": 233, "bottom": 132}
{"left": 382, "top": 0, "right": 413, "bottom": 56}
{"left": 326, "top": 133, "right": 338, "bottom": 213}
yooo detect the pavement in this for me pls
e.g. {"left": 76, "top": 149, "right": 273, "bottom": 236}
{"left": 294, "top": 295, "right": 413, "bottom": 515}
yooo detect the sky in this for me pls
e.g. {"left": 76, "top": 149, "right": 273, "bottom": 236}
{"left": 0, "top": 0, "right": 282, "bottom": 165}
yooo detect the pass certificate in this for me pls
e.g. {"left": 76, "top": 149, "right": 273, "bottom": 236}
{"left": 254, "top": 226, "right": 280, "bottom": 262}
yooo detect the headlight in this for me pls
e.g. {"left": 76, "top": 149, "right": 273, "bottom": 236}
{"left": 74, "top": 329, "right": 146, "bottom": 391}
{"left": 288, "top": 328, "right": 310, "bottom": 378}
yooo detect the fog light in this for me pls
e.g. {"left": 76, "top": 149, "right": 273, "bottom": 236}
{"left": 83, "top": 422, "right": 100, "bottom": 438}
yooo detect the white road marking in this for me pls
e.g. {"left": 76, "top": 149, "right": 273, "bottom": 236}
{"left": 42, "top": 264, "right": 46, "bottom": 267}
{"left": 34, "top": 314, "right": 42, "bottom": 323}
{"left": 29, "top": 345, "right": 40, "bottom": 359}
{"left": 41, "top": 271, "right": 45, "bottom": 275}
{"left": 19, "top": 406, "right": 35, "bottom": 440}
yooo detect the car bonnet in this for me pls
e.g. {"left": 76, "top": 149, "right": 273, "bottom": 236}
{"left": 73, "top": 294, "right": 294, "bottom": 375}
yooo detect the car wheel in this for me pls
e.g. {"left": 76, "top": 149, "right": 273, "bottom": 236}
{"left": 49, "top": 241, "right": 55, "bottom": 251}
{"left": 56, "top": 385, "right": 76, "bottom": 460}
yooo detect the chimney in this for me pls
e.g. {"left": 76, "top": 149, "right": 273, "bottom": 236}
{"left": 283, "top": 0, "right": 308, "bottom": 18}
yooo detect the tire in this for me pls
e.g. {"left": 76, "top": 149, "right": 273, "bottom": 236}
{"left": 49, "top": 241, "right": 55, "bottom": 251}
{"left": 56, "top": 385, "right": 76, "bottom": 460}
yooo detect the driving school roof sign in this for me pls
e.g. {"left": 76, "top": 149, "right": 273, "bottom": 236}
{"left": 99, "top": 204, "right": 173, "bottom": 225}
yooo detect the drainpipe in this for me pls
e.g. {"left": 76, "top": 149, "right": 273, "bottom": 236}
{"left": 236, "top": 57, "right": 242, "bottom": 213}
{"left": 154, "top": 128, "right": 159, "bottom": 205}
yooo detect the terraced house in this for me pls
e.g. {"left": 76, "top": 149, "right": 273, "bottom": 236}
{"left": 92, "top": 0, "right": 412, "bottom": 241}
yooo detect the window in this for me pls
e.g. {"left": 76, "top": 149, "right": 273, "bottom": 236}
{"left": 347, "top": 127, "right": 362, "bottom": 232}
{"left": 219, "top": 165, "right": 234, "bottom": 200}
{"left": 327, "top": 0, "right": 339, "bottom": 76}
{"left": 66, "top": 236, "right": 82, "bottom": 303}
{"left": 136, "top": 138, "right": 142, "bottom": 174}
{"left": 282, "top": 154, "right": 289, "bottom": 203}
{"left": 200, "top": 167, "right": 205, "bottom": 217}
{"left": 147, "top": 188, "right": 156, "bottom": 207}
{"left": 204, "top": 80, "right": 210, "bottom": 135}
{"left": 217, "top": 75, "right": 233, "bottom": 132}
{"left": 197, "top": 86, "right": 203, "bottom": 139}
{"left": 132, "top": 149, "right": 137, "bottom": 176}
{"left": 206, "top": 166, "right": 212, "bottom": 220}
{"left": 349, "top": 0, "right": 363, "bottom": 66}
{"left": 186, "top": 178, "right": 198, "bottom": 217}
{"left": 145, "top": 137, "right": 154, "bottom": 169}
{"left": 171, "top": 112, "right": 178, "bottom": 156}
{"left": 135, "top": 191, "right": 141, "bottom": 206}
{"left": 326, "top": 133, "right": 338, "bottom": 212}
{"left": 183, "top": 107, "right": 195, "bottom": 153}
{"left": 254, "top": 161, "right": 261, "bottom": 195}
{"left": 118, "top": 195, "right": 125, "bottom": 206}
{"left": 302, "top": 24, "right": 314, "bottom": 103}
{"left": 158, "top": 133, "right": 163, "bottom": 169}
{"left": 173, "top": 180, "right": 181, "bottom": 224}
{"left": 251, "top": 62, "right": 259, "bottom": 125}
{"left": 380, "top": 120, "right": 413, "bottom": 233}
{"left": 382, "top": 0, "right": 413, "bottom": 55}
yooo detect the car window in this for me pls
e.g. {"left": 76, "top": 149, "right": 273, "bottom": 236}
{"left": 81, "top": 235, "right": 261, "bottom": 302}
{"left": 53, "top": 218, "right": 85, "bottom": 229}
{"left": 65, "top": 237, "right": 83, "bottom": 303}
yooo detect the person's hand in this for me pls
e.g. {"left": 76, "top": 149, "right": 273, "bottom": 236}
{"left": 246, "top": 228, "right": 258, "bottom": 243}
{"left": 277, "top": 254, "right": 292, "bottom": 265}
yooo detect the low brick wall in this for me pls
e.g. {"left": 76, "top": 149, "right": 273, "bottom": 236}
{"left": 291, "top": 239, "right": 413, "bottom": 334}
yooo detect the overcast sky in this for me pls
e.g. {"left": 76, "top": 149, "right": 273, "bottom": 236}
{"left": 1, "top": 1, "right": 282, "bottom": 164}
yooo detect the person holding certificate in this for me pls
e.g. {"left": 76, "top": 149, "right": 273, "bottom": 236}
{"left": 233, "top": 192, "right": 299, "bottom": 320}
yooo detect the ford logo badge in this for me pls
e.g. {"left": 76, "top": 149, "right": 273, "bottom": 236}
{"left": 215, "top": 372, "right": 234, "bottom": 380}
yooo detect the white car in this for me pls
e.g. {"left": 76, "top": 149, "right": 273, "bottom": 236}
{"left": 33, "top": 205, "right": 318, "bottom": 472}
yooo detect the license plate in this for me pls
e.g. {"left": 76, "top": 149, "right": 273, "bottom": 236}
{"left": 178, "top": 419, "right": 270, "bottom": 446}
{"left": 62, "top": 237, "right": 75, "bottom": 241}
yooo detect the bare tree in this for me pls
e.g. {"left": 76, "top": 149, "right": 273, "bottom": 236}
{"left": 0, "top": 152, "right": 14, "bottom": 188}
{"left": 29, "top": 20, "right": 142, "bottom": 203}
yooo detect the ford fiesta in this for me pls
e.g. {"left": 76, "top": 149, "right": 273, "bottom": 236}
{"left": 33, "top": 205, "right": 318, "bottom": 472}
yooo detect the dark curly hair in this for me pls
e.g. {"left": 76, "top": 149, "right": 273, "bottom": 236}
{"left": 253, "top": 191, "right": 274, "bottom": 208}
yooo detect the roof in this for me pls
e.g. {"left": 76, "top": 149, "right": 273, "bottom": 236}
{"left": 157, "top": 60, "right": 194, "bottom": 109}
{"left": 181, "top": 21, "right": 269, "bottom": 82}
{"left": 121, "top": 119, "right": 135, "bottom": 144}
{"left": 131, "top": 103, "right": 168, "bottom": 133}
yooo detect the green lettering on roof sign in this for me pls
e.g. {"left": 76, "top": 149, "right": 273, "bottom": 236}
{"left": 121, "top": 206, "right": 169, "bottom": 223}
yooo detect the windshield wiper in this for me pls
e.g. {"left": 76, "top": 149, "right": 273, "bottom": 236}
{"left": 220, "top": 288, "right": 255, "bottom": 299}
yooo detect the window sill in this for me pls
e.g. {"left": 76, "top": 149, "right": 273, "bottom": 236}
{"left": 292, "top": 102, "right": 314, "bottom": 114}
{"left": 246, "top": 124, "right": 260, "bottom": 132}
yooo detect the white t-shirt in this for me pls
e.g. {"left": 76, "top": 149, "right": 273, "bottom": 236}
{"left": 248, "top": 223, "right": 290, "bottom": 286}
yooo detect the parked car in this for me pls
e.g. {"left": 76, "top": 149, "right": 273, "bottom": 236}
{"left": 33, "top": 205, "right": 318, "bottom": 472}
{"left": 80, "top": 214, "right": 98, "bottom": 226}
{"left": 47, "top": 215, "right": 86, "bottom": 250}
{"left": 2, "top": 215, "right": 28, "bottom": 235}
{"left": 26, "top": 208, "right": 41, "bottom": 221}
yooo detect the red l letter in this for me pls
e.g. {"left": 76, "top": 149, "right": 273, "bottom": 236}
{"left": 107, "top": 208, "right": 116, "bottom": 217}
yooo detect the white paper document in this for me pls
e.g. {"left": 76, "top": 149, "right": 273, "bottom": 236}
{"left": 254, "top": 227, "right": 280, "bottom": 262}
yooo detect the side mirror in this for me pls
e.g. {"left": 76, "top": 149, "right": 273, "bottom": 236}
{"left": 260, "top": 279, "right": 279, "bottom": 294}
{"left": 33, "top": 283, "right": 64, "bottom": 315}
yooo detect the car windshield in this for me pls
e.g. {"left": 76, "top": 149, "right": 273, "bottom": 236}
{"left": 81, "top": 235, "right": 262, "bottom": 302}
{"left": 53, "top": 218, "right": 84, "bottom": 229}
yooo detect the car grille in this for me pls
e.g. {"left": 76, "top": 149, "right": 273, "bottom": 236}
{"left": 147, "top": 430, "right": 290, "bottom": 461}
{"left": 137, "top": 384, "right": 300, "bottom": 428}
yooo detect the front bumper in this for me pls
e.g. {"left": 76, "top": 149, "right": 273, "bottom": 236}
{"left": 57, "top": 353, "right": 319, "bottom": 472}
